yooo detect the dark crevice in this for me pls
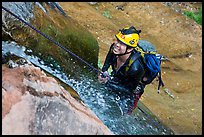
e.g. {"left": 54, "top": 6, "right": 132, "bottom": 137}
{"left": 26, "top": 86, "right": 59, "bottom": 98}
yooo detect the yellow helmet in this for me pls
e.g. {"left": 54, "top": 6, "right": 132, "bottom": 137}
{"left": 115, "top": 26, "right": 141, "bottom": 48}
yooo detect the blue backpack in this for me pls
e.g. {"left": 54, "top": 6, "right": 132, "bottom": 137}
{"left": 128, "top": 40, "right": 165, "bottom": 91}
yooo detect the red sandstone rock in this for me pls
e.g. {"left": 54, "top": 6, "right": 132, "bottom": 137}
{"left": 2, "top": 63, "right": 113, "bottom": 135}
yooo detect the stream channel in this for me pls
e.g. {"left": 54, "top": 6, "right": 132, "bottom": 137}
{"left": 2, "top": 41, "right": 174, "bottom": 135}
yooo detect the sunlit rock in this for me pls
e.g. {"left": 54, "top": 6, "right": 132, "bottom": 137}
{"left": 2, "top": 61, "right": 113, "bottom": 135}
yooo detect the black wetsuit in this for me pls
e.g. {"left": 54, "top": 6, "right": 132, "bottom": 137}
{"left": 102, "top": 43, "right": 145, "bottom": 97}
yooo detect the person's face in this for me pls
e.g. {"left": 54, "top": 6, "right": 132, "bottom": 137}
{"left": 113, "top": 39, "right": 128, "bottom": 55}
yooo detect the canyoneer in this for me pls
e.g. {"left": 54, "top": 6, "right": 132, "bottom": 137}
{"left": 98, "top": 26, "right": 164, "bottom": 114}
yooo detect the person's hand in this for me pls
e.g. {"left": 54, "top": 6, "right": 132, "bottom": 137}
{"left": 98, "top": 71, "right": 109, "bottom": 84}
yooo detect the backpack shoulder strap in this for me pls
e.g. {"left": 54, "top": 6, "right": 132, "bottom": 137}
{"left": 125, "top": 50, "right": 142, "bottom": 72}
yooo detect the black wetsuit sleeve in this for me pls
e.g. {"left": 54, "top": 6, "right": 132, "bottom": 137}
{"left": 102, "top": 43, "right": 114, "bottom": 72}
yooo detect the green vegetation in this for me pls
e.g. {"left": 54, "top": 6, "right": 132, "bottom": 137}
{"left": 102, "top": 10, "right": 112, "bottom": 19}
{"left": 32, "top": 17, "right": 99, "bottom": 77}
{"left": 183, "top": 8, "right": 202, "bottom": 25}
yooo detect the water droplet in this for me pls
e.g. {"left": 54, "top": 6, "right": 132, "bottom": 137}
{"left": 21, "top": 46, "right": 26, "bottom": 52}
{"left": 27, "top": 49, "right": 32, "bottom": 52}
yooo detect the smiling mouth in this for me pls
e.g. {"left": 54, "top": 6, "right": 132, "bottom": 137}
{"left": 113, "top": 48, "right": 119, "bottom": 53}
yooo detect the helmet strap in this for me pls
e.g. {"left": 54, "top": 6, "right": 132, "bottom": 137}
{"left": 115, "top": 46, "right": 133, "bottom": 56}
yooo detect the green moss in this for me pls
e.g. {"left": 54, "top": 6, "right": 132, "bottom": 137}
{"left": 183, "top": 7, "right": 202, "bottom": 25}
{"left": 102, "top": 10, "right": 112, "bottom": 19}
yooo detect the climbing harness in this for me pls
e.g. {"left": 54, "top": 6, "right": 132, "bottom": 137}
{"left": 2, "top": 5, "right": 165, "bottom": 130}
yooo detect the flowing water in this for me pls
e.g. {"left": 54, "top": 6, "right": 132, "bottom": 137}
{"left": 2, "top": 41, "right": 174, "bottom": 135}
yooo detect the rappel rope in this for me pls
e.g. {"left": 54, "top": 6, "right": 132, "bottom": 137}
{"left": 2, "top": 6, "right": 165, "bottom": 129}
{"left": 2, "top": 6, "right": 102, "bottom": 75}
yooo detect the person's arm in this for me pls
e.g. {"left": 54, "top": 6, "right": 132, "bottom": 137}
{"left": 102, "top": 43, "right": 114, "bottom": 72}
{"left": 98, "top": 43, "right": 114, "bottom": 84}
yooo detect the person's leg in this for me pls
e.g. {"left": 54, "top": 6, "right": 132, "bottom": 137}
{"left": 127, "top": 93, "right": 141, "bottom": 114}
{"left": 127, "top": 84, "right": 145, "bottom": 114}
